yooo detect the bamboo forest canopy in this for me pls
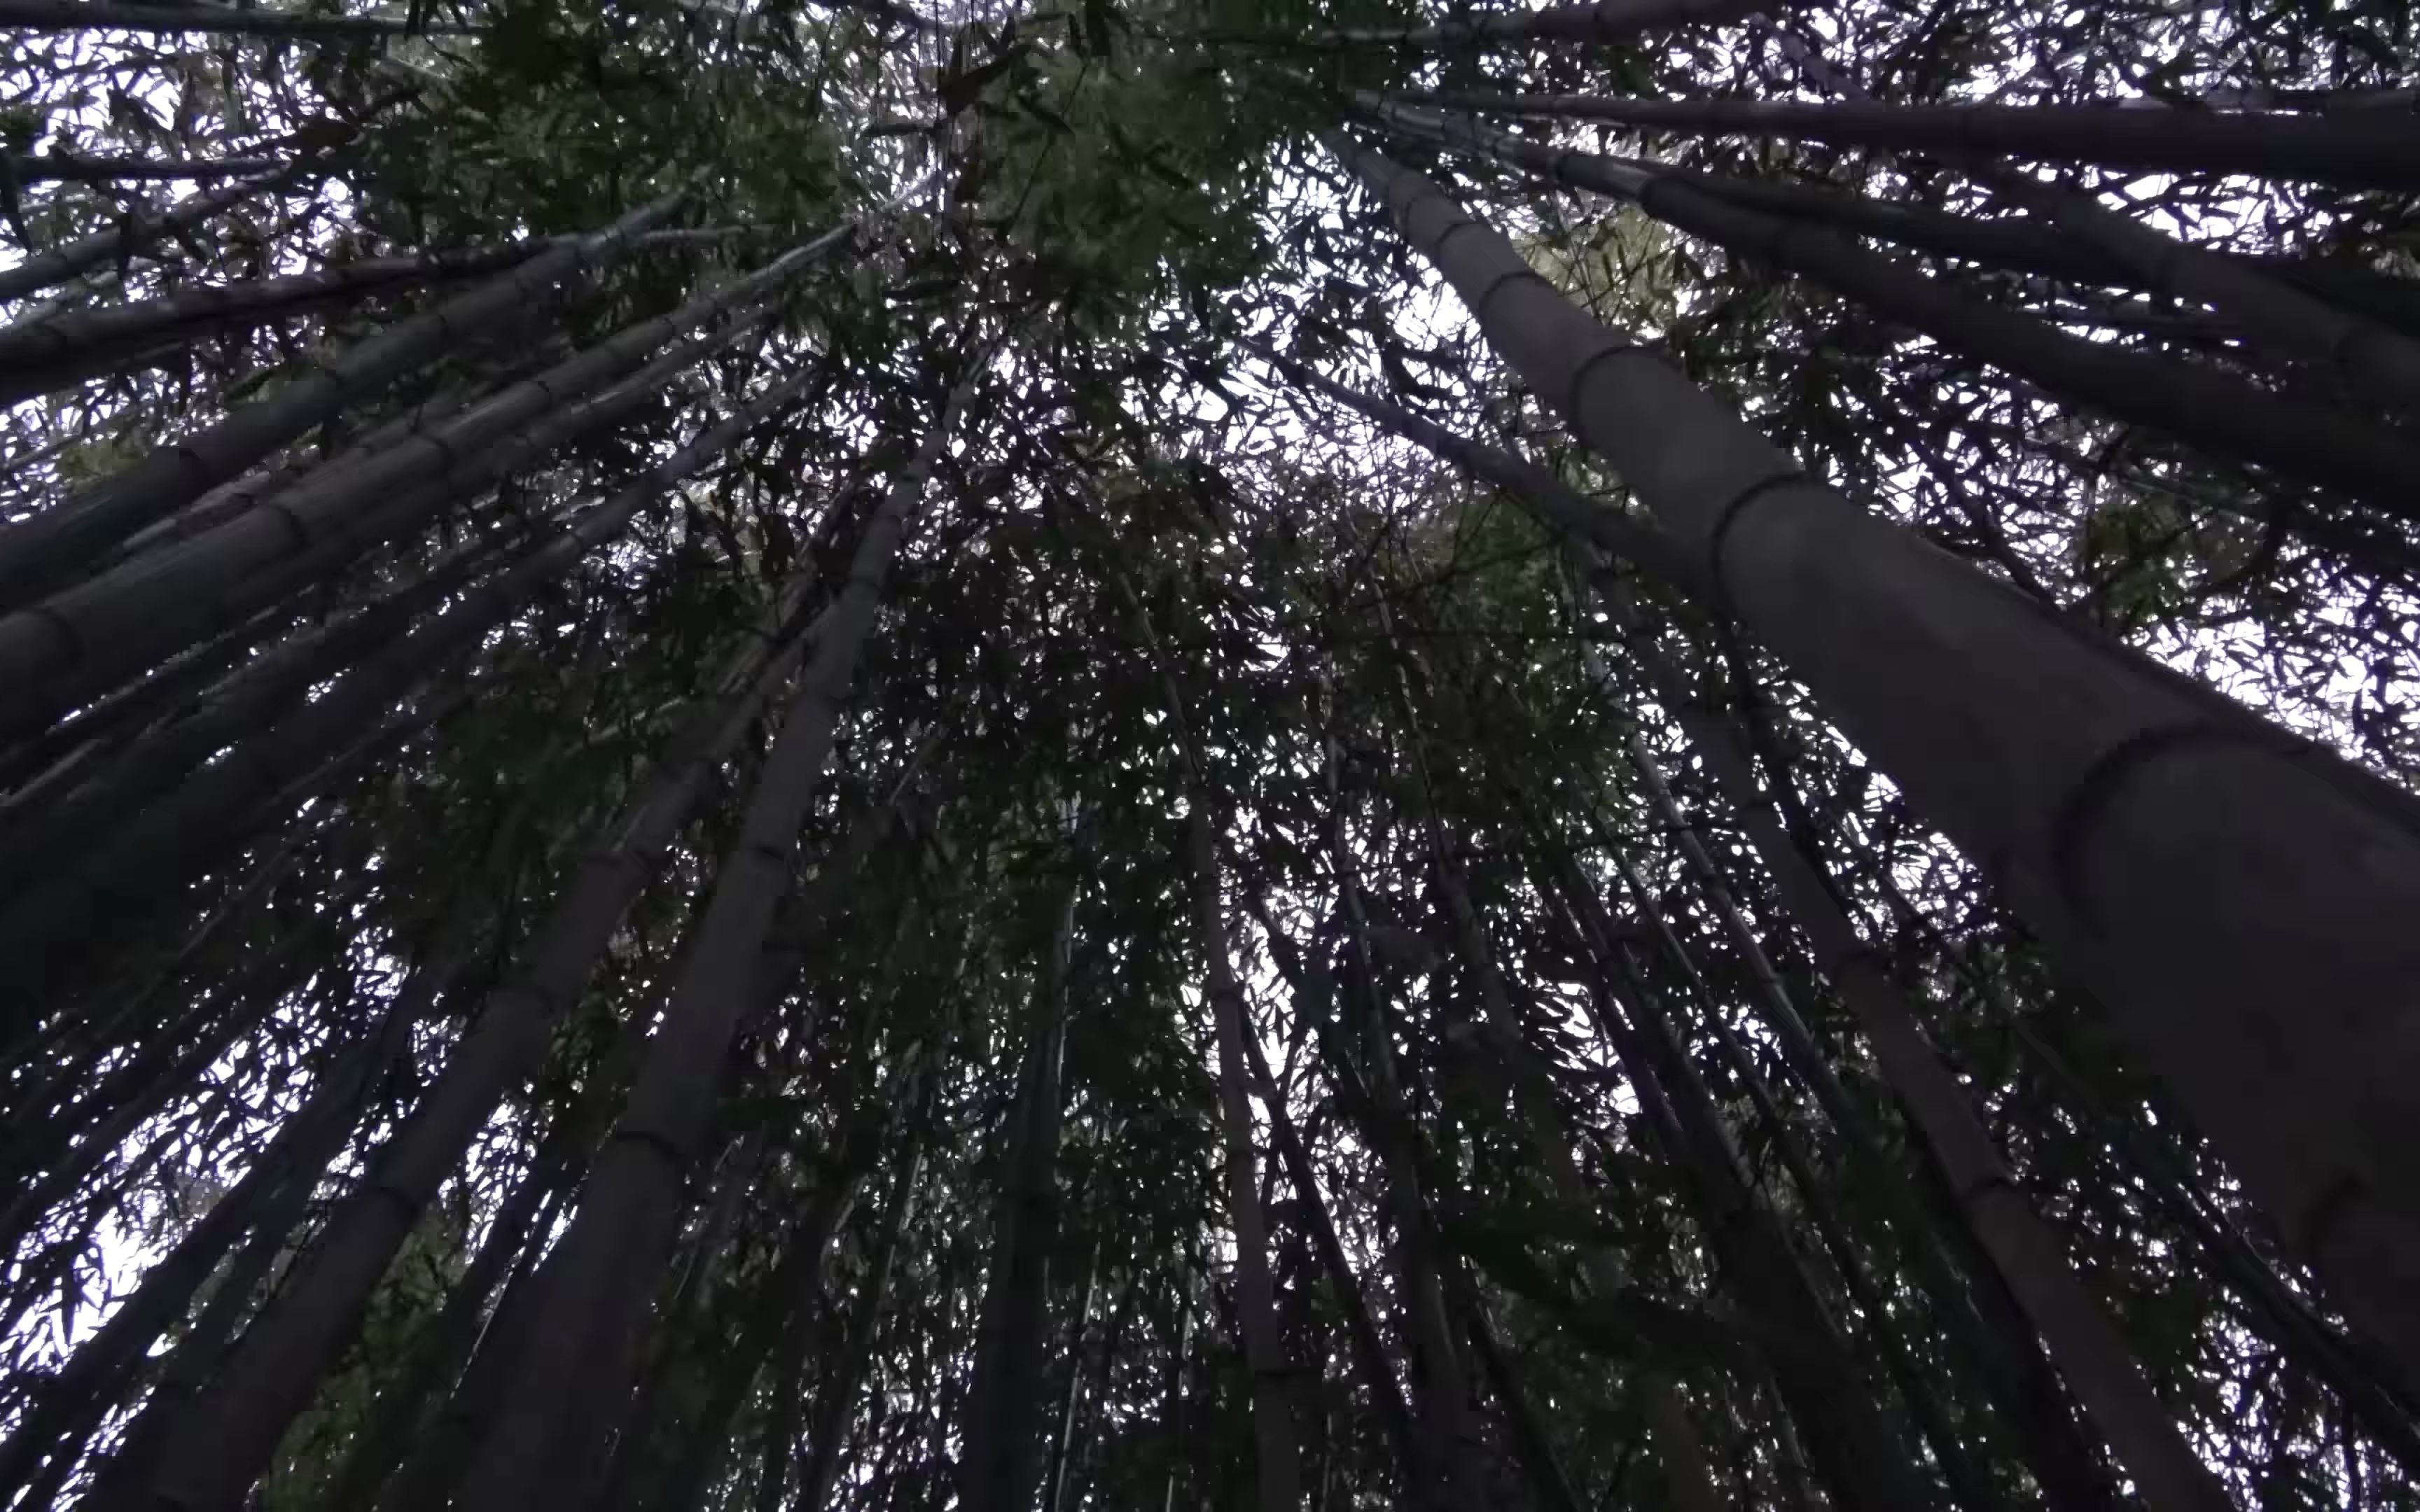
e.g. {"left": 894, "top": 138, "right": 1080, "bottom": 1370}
{"left": 2, "top": 0, "right": 2418, "bottom": 1508}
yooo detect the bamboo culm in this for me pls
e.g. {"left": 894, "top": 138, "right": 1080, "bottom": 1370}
{"left": 1595, "top": 582, "right": 2237, "bottom": 1512}
{"left": 0, "top": 192, "right": 685, "bottom": 610}
{"left": 1190, "top": 811, "right": 1305, "bottom": 1512}
{"left": 0, "top": 324, "right": 767, "bottom": 902}
{"left": 443, "top": 382, "right": 965, "bottom": 1512}
{"left": 1375, "top": 88, "right": 2420, "bottom": 190}
{"left": 0, "top": 0, "right": 472, "bottom": 31}
{"left": 798, "top": 1145, "right": 927, "bottom": 1512}
{"left": 371, "top": 994, "right": 673, "bottom": 1512}
{"left": 1557, "top": 651, "right": 2125, "bottom": 1506}
{"left": 0, "top": 173, "right": 284, "bottom": 304}
{"left": 1240, "top": 1018, "right": 1420, "bottom": 1478}
{"left": 0, "top": 220, "right": 842, "bottom": 738}
{"left": 1551, "top": 856, "right": 1933, "bottom": 1512}
{"left": 92, "top": 565, "right": 830, "bottom": 1512}
{"left": 1374, "top": 104, "right": 2420, "bottom": 514}
{"left": 319, "top": 1157, "right": 571, "bottom": 1511}
{"left": 76, "top": 894, "right": 492, "bottom": 1506}
{"left": 1311, "top": 0, "right": 1771, "bottom": 52}
{"left": 0, "top": 243, "right": 552, "bottom": 405}
{"left": 0, "top": 521, "right": 520, "bottom": 897}
{"left": 1330, "top": 132, "right": 2420, "bottom": 1380}
{"left": 30, "top": 318, "right": 754, "bottom": 761}
{"left": 1309, "top": 701, "right": 1490, "bottom": 1512}
{"left": 1710, "top": 39, "right": 2420, "bottom": 421}
{"left": 0, "top": 227, "right": 770, "bottom": 411}
{"left": 959, "top": 860, "right": 1080, "bottom": 1512}
{"left": 1375, "top": 604, "right": 1741, "bottom": 1512}
{"left": 0, "top": 363, "right": 816, "bottom": 1011}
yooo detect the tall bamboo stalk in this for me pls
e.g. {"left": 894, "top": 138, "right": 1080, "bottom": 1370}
{"left": 1328, "top": 132, "right": 2420, "bottom": 1379}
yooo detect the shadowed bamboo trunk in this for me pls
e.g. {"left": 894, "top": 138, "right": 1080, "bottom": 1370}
{"left": 1310, "top": 0, "right": 1768, "bottom": 50}
{"left": 1588, "top": 578, "right": 2234, "bottom": 1511}
{"left": 732, "top": 1068, "right": 917, "bottom": 1512}
{"left": 0, "top": 244, "right": 559, "bottom": 404}
{"left": 86, "top": 568, "right": 828, "bottom": 1512}
{"left": 93, "top": 386, "right": 483, "bottom": 584}
{"left": 1104, "top": 550, "right": 1303, "bottom": 1509}
{"left": 960, "top": 855, "right": 1082, "bottom": 1512}
{"left": 1329, "top": 132, "right": 2420, "bottom": 1380}
{"left": 0, "top": 364, "right": 816, "bottom": 1013}
{"left": 0, "top": 172, "right": 286, "bottom": 304}
{"left": 0, "top": 193, "right": 684, "bottom": 611}
{"left": 1371, "top": 103, "right": 2420, "bottom": 512}
{"left": 1041, "top": 1244, "right": 1102, "bottom": 1512}
{"left": 1376, "top": 89, "right": 2420, "bottom": 189}
{"left": 1158, "top": 1297, "right": 1194, "bottom": 1512}
{"left": 0, "top": 873, "right": 372, "bottom": 1247}
{"left": 443, "top": 381, "right": 966, "bottom": 1512}
{"left": 1589, "top": 834, "right": 2011, "bottom": 1511}
{"left": 606, "top": 1128, "right": 768, "bottom": 1511}
{"left": 74, "top": 879, "right": 498, "bottom": 1506}
{"left": 798, "top": 1144, "right": 926, "bottom": 1512}
{"left": 588, "top": 1161, "right": 859, "bottom": 1512}
{"left": 4, "top": 321, "right": 760, "bottom": 811}
{"left": 1451, "top": 1266, "right": 1586, "bottom": 1512}
{"left": 1297, "top": 318, "right": 2188, "bottom": 1508}
{"left": 1664, "top": 34, "right": 2420, "bottom": 414}
{"left": 322, "top": 1152, "right": 573, "bottom": 1511}
{"left": 0, "top": 896, "right": 472, "bottom": 1504}
{"left": 0, "top": 222, "right": 844, "bottom": 736}
{"left": 0, "top": 514, "right": 526, "bottom": 896}
{"left": 1311, "top": 695, "right": 1490, "bottom": 1512}
{"left": 596, "top": 827, "right": 925, "bottom": 1512}
{"left": 1239, "top": 1002, "right": 1419, "bottom": 1478}
{"left": 1370, "top": 598, "right": 1745, "bottom": 1511}
{"left": 1642, "top": 157, "right": 2420, "bottom": 335}
{"left": 1190, "top": 811, "right": 1305, "bottom": 1512}
{"left": 0, "top": 0, "right": 471, "bottom": 34}
{"left": 1547, "top": 850, "right": 1927, "bottom": 1511}
{"left": 1572, "top": 740, "right": 2118, "bottom": 1506}
{"left": 1974, "top": 974, "right": 2420, "bottom": 1466}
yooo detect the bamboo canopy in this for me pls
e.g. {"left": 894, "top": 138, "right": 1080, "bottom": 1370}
{"left": 1, "top": 1, "right": 2416, "bottom": 1509}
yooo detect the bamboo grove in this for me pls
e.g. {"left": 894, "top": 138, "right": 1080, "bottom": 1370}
{"left": 1, "top": 0, "right": 2416, "bottom": 1507}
